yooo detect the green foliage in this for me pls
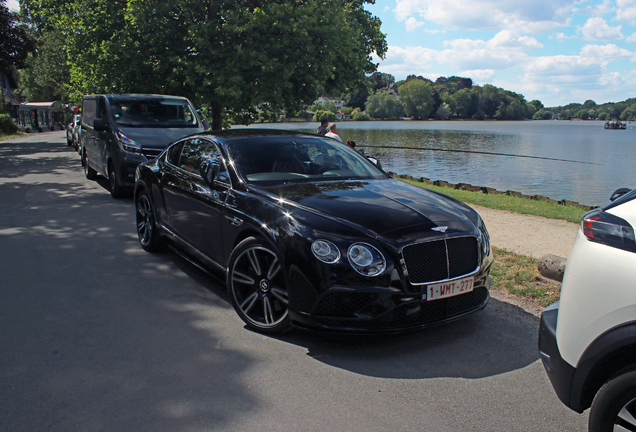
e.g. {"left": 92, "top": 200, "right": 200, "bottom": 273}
{"left": 398, "top": 79, "right": 434, "bottom": 119}
{"left": 0, "top": 0, "right": 35, "bottom": 72}
{"left": 351, "top": 108, "right": 370, "bottom": 121}
{"left": 365, "top": 90, "right": 404, "bottom": 119}
{"left": 312, "top": 110, "right": 336, "bottom": 122}
{"left": 18, "top": 29, "right": 71, "bottom": 102}
{"left": 22, "top": 0, "right": 387, "bottom": 130}
{"left": 598, "top": 112, "right": 609, "bottom": 121}
{"left": 0, "top": 114, "right": 18, "bottom": 133}
{"left": 310, "top": 102, "right": 337, "bottom": 114}
{"left": 532, "top": 109, "right": 553, "bottom": 120}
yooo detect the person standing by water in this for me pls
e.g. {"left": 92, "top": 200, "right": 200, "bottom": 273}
{"left": 317, "top": 118, "right": 328, "bottom": 136}
{"left": 325, "top": 122, "right": 342, "bottom": 142}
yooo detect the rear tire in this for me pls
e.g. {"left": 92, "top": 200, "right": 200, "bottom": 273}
{"left": 589, "top": 368, "right": 636, "bottom": 432}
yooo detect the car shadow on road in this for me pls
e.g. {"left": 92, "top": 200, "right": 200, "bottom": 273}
{"left": 270, "top": 297, "right": 540, "bottom": 380}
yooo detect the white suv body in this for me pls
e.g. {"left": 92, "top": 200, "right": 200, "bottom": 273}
{"left": 539, "top": 188, "right": 636, "bottom": 432}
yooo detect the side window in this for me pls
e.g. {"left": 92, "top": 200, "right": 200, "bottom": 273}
{"left": 178, "top": 139, "right": 205, "bottom": 173}
{"left": 82, "top": 99, "right": 96, "bottom": 127}
{"left": 98, "top": 97, "right": 108, "bottom": 124}
{"left": 166, "top": 141, "right": 185, "bottom": 166}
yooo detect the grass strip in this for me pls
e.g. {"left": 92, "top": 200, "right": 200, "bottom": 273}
{"left": 490, "top": 247, "right": 561, "bottom": 307}
{"left": 400, "top": 178, "right": 588, "bottom": 224}
{"left": 0, "top": 132, "right": 28, "bottom": 142}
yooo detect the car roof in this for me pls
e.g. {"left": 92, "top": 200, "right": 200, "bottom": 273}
{"left": 197, "top": 129, "right": 319, "bottom": 144}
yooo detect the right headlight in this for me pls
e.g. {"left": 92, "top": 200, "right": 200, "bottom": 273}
{"left": 347, "top": 243, "right": 386, "bottom": 277}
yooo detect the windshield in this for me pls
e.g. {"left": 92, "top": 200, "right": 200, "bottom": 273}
{"left": 226, "top": 136, "right": 387, "bottom": 185}
{"left": 109, "top": 97, "right": 199, "bottom": 128}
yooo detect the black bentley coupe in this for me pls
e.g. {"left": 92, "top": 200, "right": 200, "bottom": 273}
{"left": 134, "top": 129, "right": 493, "bottom": 334}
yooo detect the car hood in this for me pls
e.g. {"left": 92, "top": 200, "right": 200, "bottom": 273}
{"left": 117, "top": 126, "right": 203, "bottom": 149}
{"left": 260, "top": 179, "right": 479, "bottom": 239}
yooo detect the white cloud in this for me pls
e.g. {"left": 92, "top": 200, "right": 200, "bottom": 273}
{"left": 405, "top": 17, "right": 425, "bottom": 31}
{"left": 580, "top": 43, "right": 636, "bottom": 62}
{"left": 616, "top": 0, "right": 636, "bottom": 24}
{"left": 392, "top": 0, "right": 576, "bottom": 33}
{"left": 580, "top": 17, "right": 624, "bottom": 41}
{"left": 580, "top": 0, "right": 613, "bottom": 16}
{"left": 627, "top": 32, "right": 636, "bottom": 41}
{"left": 461, "top": 69, "right": 496, "bottom": 81}
{"left": 598, "top": 71, "right": 625, "bottom": 85}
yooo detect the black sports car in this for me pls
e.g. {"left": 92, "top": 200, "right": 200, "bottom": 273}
{"left": 134, "top": 129, "right": 493, "bottom": 334}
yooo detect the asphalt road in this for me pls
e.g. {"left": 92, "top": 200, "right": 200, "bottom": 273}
{"left": 0, "top": 132, "right": 588, "bottom": 432}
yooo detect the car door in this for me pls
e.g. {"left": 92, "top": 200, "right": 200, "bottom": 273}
{"left": 163, "top": 138, "right": 230, "bottom": 265}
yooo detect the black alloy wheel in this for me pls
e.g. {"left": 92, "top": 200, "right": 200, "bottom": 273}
{"left": 589, "top": 369, "right": 636, "bottom": 432}
{"left": 83, "top": 150, "right": 97, "bottom": 180}
{"left": 108, "top": 163, "right": 124, "bottom": 198}
{"left": 135, "top": 190, "right": 162, "bottom": 252}
{"left": 227, "top": 237, "right": 290, "bottom": 334}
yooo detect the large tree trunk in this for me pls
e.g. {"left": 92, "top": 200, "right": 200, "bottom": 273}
{"left": 211, "top": 103, "right": 223, "bottom": 131}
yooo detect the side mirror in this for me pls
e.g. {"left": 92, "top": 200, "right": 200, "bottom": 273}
{"left": 199, "top": 160, "right": 218, "bottom": 186}
{"left": 610, "top": 188, "right": 631, "bottom": 202}
{"left": 93, "top": 118, "right": 108, "bottom": 132}
{"left": 202, "top": 120, "right": 210, "bottom": 130}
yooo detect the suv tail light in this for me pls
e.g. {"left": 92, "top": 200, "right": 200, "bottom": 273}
{"left": 582, "top": 210, "right": 636, "bottom": 252}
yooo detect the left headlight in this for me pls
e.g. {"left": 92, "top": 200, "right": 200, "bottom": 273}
{"left": 347, "top": 243, "right": 386, "bottom": 277}
{"left": 479, "top": 219, "right": 491, "bottom": 257}
{"left": 311, "top": 240, "right": 341, "bottom": 264}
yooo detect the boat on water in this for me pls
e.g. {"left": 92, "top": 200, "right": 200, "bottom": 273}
{"left": 604, "top": 121, "right": 626, "bottom": 129}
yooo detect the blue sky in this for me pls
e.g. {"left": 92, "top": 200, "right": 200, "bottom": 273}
{"left": 365, "top": 0, "right": 636, "bottom": 107}
{"left": 9, "top": 0, "right": 636, "bottom": 107}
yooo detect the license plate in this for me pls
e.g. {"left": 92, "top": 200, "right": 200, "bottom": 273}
{"left": 421, "top": 276, "right": 474, "bottom": 302}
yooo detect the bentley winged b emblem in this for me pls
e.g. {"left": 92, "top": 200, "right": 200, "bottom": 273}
{"left": 431, "top": 226, "right": 448, "bottom": 233}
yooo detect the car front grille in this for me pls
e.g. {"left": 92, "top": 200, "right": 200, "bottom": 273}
{"left": 141, "top": 148, "right": 164, "bottom": 160}
{"left": 402, "top": 236, "right": 479, "bottom": 285}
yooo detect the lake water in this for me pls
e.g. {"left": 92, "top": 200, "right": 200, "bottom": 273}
{"left": 238, "top": 120, "right": 636, "bottom": 207}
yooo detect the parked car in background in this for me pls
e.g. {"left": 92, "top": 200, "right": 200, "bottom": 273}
{"left": 66, "top": 114, "right": 81, "bottom": 148}
{"left": 80, "top": 94, "right": 208, "bottom": 198}
{"left": 134, "top": 129, "right": 493, "bottom": 334}
{"left": 539, "top": 188, "right": 636, "bottom": 432}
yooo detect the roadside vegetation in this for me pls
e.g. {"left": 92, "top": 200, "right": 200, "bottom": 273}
{"left": 490, "top": 247, "right": 561, "bottom": 308}
{"left": 400, "top": 178, "right": 589, "bottom": 223}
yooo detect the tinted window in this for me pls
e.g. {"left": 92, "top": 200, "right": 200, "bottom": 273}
{"left": 109, "top": 97, "right": 198, "bottom": 128}
{"left": 167, "top": 141, "right": 185, "bottom": 166}
{"left": 178, "top": 139, "right": 229, "bottom": 184}
{"left": 226, "top": 136, "right": 386, "bottom": 184}
{"left": 82, "top": 99, "right": 97, "bottom": 127}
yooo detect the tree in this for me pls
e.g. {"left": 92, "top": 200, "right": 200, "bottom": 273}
{"left": 365, "top": 90, "right": 404, "bottom": 119}
{"left": 0, "top": 0, "right": 35, "bottom": 72}
{"left": 22, "top": 0, "right": 387, "bottom": 130}
{"left": 398, "top": 79, "right": 434, "bottom": 119}
{"left": 18, "top": 29, "right": 71, "bottom": 102}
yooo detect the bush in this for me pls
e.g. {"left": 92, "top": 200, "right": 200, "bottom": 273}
{"left": 312, "top": 110, "right": 336, "bottom": 122}
{"left": 0, "top": 114, "right": 19, "bottom": 134}
{"left": 352, "top": 109, "right": 371, "bottom": 121}
{"left": 24, "top": 125, "right": 32, "bottom": 133}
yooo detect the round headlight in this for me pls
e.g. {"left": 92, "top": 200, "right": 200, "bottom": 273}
{"left": 311, "top": 240, "right": 341, "bottom": 264}
{"left": 347, "top": 243, "right": 386, "bottom": 277}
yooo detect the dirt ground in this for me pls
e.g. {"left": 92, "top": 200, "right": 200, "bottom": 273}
{"left": 468, "top": 204, "right": 581, "bottom": 316}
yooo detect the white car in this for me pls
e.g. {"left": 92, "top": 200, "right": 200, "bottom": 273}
{"left": 66, "top": 114, "right": 81, "bottom": 149}
{"left": 539, "top": 188, "right": 636, "bottom": 432}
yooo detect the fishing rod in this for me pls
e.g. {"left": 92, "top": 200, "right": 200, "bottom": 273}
{"left": 356, "top": 145, "right": 599, "bottom": 165}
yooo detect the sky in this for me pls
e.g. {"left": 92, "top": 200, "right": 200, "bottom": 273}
{"left": 365, "top": 0, "right": 636, "bottom": 107}
{"left": 8, "top": 0, "right": 636, "bottom": 107}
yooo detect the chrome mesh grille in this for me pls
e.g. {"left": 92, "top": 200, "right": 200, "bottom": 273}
{"left": 402, "top": 236, "right": 479, "bottom": 284}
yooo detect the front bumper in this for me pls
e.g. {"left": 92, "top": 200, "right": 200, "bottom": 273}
{"left": 289, "top": 273, "right": 490, "bottom": 334}
{"left": 538, "top": 302, "right": 579, "bottom": 412}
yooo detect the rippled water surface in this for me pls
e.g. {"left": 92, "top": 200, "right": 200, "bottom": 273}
{"left": 238, "top": 120, "right": 636, "bottom": 206}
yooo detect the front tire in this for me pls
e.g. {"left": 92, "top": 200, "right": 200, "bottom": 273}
{"left": 227, "top": 237, "right": 291, "bottom": 334}
{"left": 135, "top": 189, "right": 163, "bottom": 252}
{"left": 109, "top": 163, "right": 125, "bottom": 198}
{"left": 589, "top": 368, "right": 636, "bottom": 432}
{"left": 83, "top": 150, "right": 97, "bottom": 180}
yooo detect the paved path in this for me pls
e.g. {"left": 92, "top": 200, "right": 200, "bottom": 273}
{"left": 469, "top": 204, "right": 580, "bottom": 259}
